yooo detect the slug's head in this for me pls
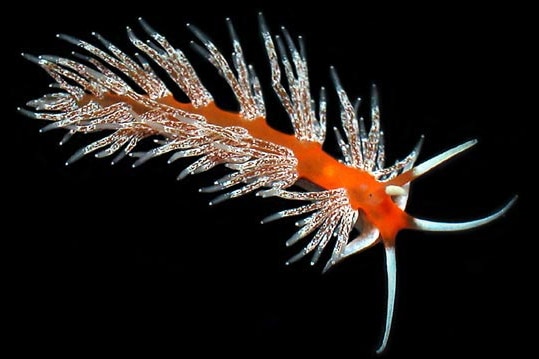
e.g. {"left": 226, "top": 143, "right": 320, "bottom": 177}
{"left": 335, "top": 138, "right": 516, "bottom": 355}
{"left": 346, "top": 178, "right": 411, "bottom": 245}
{"left": 343, "top": 137, "right": 517, "bottom": 257}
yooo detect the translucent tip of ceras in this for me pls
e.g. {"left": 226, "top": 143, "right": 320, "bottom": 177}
{"left": 414, "top": 134, "right": 426, "bottom": 156}
{"left": 329, "top": 65, "right": 343, "bottom": 91}
{"left": 176, "top": 169, "right": 192, "bottom": 181}
{"left": 131, "top": 151, "right": 156, "bottom": 168}
{"left": 285, "top": 231, "right": 306, "bottom": 247}
{"left": 371, "top": 83, "right": 379, "bottom": 101}
{"left": 260, "top": 212, "right": 283, "bottom": 225}
{"left": 371, "top": 83, "right": 380, "bottom": 119}
{"left": 411, "top": 195, "right": 518, "bottom": 232}
{"left": 286, "top": 249, "right": 309, "bottom": 266}
{"left": 65, "top": 147, "right": 88, "bottom": 166}
{"left": 186, "top": 22, "right": 213, "bottom": 47}
{"left": 39, "top": 55, "right": 64, "bottom": 65}
{"left": 94, "top": 147, "right": 117, "bottom": 160}
{"left": 20, "top": 52, "right": 43, "bottom": 65}
{"left": 294, "top": 219, "right": 309, "bottom": 227}
{"left": 125, "top": 26, "right": 136, "bottom": 40}
{"left": 257, "top": 12, "right": 269, "bottom": 33}
{"left": 225, "top": 17, "right": 239, "bottom": 43}
{"left": 310, "top": 247, "right": 326, "bottom": 267}
{"left": 198, "top": 184, "right": 225, "bottom": 193}
{"left": 207, "top": 192, "right": 232, "bottom": 206}
{"left": 137, "top": 17, "right": 158, "bottom": 37}
{"left": 133, "top": 52, "right": 149, "bottom": 68}
{"left": 189, "top": 41, "right": 211, "bottom": 61}
{"left": 71, "top": 51, "right": 92, "bottom": 62}
{"left": 16, "top": 106, "right": 37, "bottom": 119}
{"left": 92, "top": 32, "right": 114, "bottom": 49}
{"left": 167, "top": 150, "right": 191, "bottom": 164}
{"left": 38, "top": 122, "right": 62, "bottom": 133}
{"left": 56, "top": 33, "right": 84, "bottom": 47}
{"left": 110, "top": 150, "right": 129, "bottom": 165}
{"left": 297, "top": 35, "right": 306, "bottom": 59}
{"left": 322, "top": 259, "right": 337, "bottom": 274}
{"left": 255, "top": 187, "right": 280, "bottom": 199}
{"left": 279, "top": 26, "right": 300, "bottom": 57}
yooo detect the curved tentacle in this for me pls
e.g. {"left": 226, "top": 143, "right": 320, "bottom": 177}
{"left": 376, "top": 244, "right": 397, "bottom": 355}
{"left": 410, "top": 196, "right": 517, "bottom": 232}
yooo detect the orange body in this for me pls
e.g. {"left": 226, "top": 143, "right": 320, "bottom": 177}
{"left": 157, "top": 95, "right": 410, "bottom": 242}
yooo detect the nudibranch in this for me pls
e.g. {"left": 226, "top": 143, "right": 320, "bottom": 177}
{"left": 18, "top": 15, "right": 516, "bottom": 354}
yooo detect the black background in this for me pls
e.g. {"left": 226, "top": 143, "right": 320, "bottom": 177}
{"left": 6, "top": 1, "right": 532, "bottom": 358}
